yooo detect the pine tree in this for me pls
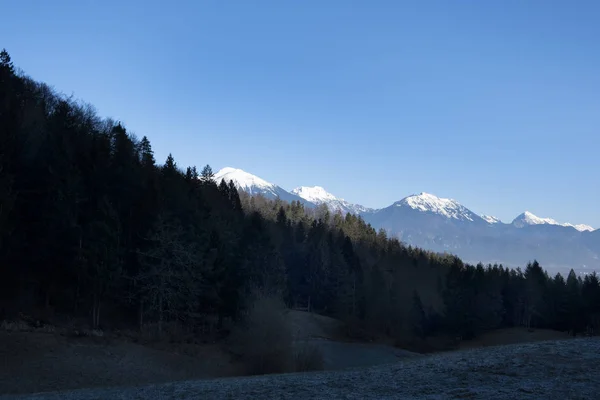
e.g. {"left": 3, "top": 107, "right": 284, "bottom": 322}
{"left": 200, "top": 164, "right": 215, "bottom": 184}
{"left": 566, "top": 269, "right": 583, "bottom": 336}
{"left": 582, "top": 273, "right": 600, "bottom": 334}
{"left": 549, "top": 273, "right": 569, "bottom": 331}
{"left": 138, "top": 136, "right": 155, "bottom": 167}
{"left": 0, "top": 49, "right": 14, "bottom": 75}
{"left": 136, "top": 214, "right": 201, "bottom": 335}
{"left": 228, "top": 180, "right": 242, "bottom": 212}
{"left": 410, "top": 291, "right": 427, "bottom": 339}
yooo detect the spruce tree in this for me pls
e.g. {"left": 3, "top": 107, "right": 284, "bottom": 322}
{"left": 200, "top": 164, "right": 215, "bottom": 184}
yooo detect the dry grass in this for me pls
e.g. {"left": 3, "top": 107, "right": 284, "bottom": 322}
{"left": 293, "top": 342, "right": 324, "bottom": 372}
{"left": 228, "top": 296, "right": 328, "bottom": 375}
{"left": 229, "top": 295, "right": 293, "bottom": 375}
{"left": 394, "top": 334, "right": 459, "bottom": 353}
{"left": 0, "top": 330, "right": 238, "bottom": 396}
{"left": 9, "top": 338, "right": 598, "bottom": 400}
{"left": 2, "top": 309, "right": 577, "bottom": 398}
{"left": 458, "top": 327, "right": 571, "bottom": 350}
{"left": 286, "top": 310, "right": 345, "bottom": 341}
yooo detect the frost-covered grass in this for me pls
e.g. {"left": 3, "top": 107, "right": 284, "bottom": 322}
{"left": 2, "top": 338, "right": 599, "bottom": 400}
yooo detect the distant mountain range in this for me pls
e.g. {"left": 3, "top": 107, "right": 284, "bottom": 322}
{"left": 290, "top": 186, "right": 375, "bottom": 215}
{"left": 215, "top": 167, "right": 598, "bottom": 276}
{"left": 214, "top": 167, "right": 313, "bottom": 206}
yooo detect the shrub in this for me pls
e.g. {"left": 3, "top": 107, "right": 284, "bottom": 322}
{"left": 229, "top": 294, "right": 294, "bottom": 375}
{"left": 0, "top": 320, "right": 30, "bottom": 332}
{"left": 1, "top": 318, "right": 60, "bottom": 334}
{"left": 293, "top": 341, "right": 324, "bottom": 372}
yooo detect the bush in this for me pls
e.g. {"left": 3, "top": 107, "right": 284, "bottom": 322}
{"left": 229, "top": 294, "right": 294, "bottom": 375}
{"left": 1, "top": 318, "right": 59, "bottom": 334}
{"left": 293, "top": 341, "right": 324, "bottom": 372}
{"left": 0, "top": 320, "right": 30, "bottom": 332}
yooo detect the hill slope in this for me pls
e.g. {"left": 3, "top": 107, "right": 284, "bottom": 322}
{"left": 6, "top": 338, "right": 599, "bottom": 400}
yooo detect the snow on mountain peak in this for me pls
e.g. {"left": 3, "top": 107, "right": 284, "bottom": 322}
{"left": 482, "top": 215, "right": 502, "bottom": 224}
{"left": 396, "top": 192, "right": 477, "bottom": 221}
{"left": 291, "top": 186, "right": 339, "bottom": 203}
{"left": 565, "top": 223, "right": 595, "bottom": 232}
{"left": 512, "top": 211, "right": 594, "bottom": 232}
{"left": 214, "top": 167, "right": 275, "bottom": 193}
{"left": 516, "top": 211, "right": 559, "bottom": 227}
{"left": 292, "top": 185, "right": 372, "bottom": 215}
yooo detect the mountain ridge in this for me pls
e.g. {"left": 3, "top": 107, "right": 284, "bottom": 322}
{"left": 215, "top": 167, "right": 594, "bottom": 232}
{"left": 291, "top": 185, "right": 374, "bottom": 215}
{"left": 214, "top": 167, "right": 314, "bottom": 206}
{"left": 214, "top": 167, "right": 598, "bottom": 275}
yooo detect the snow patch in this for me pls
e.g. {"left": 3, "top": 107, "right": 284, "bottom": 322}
{"left": 214, "top": 167, "right": 276, "bottom": 195}
{"left": 564, "top": 223, "right": 595, "bottom": 232}
{"left": 481, "top": 215, "right": 502, "bottom": 224}
{"left": 292, "top": 186, "right": 373, "bottom": 215}
{"left": 291, "top": 186, "right": 338, "bottom": 203}
{"left": 395, "top": 192, "right": 477, "bottom": 222}
{"left": 512, "top": 211, "right": 594, "bottom": 232}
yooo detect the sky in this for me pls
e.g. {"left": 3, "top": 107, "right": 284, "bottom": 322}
{"left": 2, "top": 0, "right": 599, "bottom": 226}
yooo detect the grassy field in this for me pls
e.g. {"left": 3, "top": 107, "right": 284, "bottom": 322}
{"left": 2, "top": 337, "right": 598, "bottom": 400}
{"left": 0, "top": 312, "right": 589, "bottom": 399}
{"left": 0, "top": 331, "right": 240, "bottom": 395}
{"left": 0, "top": 311, "right": 417, "bottom": 395}
{"left": 458, "top": 327, "right": 572, "bottom": 349}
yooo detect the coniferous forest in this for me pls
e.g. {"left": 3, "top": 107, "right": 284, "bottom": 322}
{"left": 1, "top": 50, "right": 600, "bottom": 349}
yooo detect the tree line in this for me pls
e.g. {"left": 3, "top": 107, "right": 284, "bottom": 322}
{"left": 1, "top": 50, "right": 599, "bottom": 346}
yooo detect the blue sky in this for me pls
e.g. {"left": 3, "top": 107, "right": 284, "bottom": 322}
{"left": 2, "top": 0, "right": 599, "bottom": 226}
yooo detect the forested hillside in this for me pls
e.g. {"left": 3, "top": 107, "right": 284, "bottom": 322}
{"left": 1, "top": 50, "right": 599, "bottom": 347}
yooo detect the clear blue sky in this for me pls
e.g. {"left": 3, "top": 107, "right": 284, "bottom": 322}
{"left": 2, "top": 0, "right": 599, "bottom": 226}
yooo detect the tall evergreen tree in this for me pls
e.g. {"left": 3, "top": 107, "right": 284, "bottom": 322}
{"left": 200, "top": 164, "right": 215, "bottom": 184}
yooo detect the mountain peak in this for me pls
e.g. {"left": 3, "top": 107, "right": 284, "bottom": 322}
{"left": 214, "top": 166, "right": 318, "bottom": 207}
{"left": 214, "top": 167, "right": 283, "bottom": 198}
{"left": 291, "top": 186, "right": 339, "bottom": 203}
{"left": 292, "top": 185, "right": 372, "bottom": 215}
{"left": 513, "top": 211, "right": 560, "bottom": 228}
{"left": 512, "top": 211, "right": 594, "bottom": 232}
{"left": 214, "top": 167, "right": 275, "bottom": 192}
{"left": 395, "top": 192, "right": 478, "bottom": 222}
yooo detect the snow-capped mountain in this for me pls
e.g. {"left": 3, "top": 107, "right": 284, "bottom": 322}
{"left": 291, "top": 186, "right": 337, "bottom": 203}
{"left": 566, "top": 223, "right": 595, "bottom": 232}
{"left": 481, "top": 215, "right": 502, "bottom": 224}
{"left": 215, "top": 167, "right": 278, "bottom": 197}
{"left": 362, "top": 193, "right": 599, "bottom": 276}
{"left": 291, "top": 186, "right": 373, "bottom": 215}
{"left": 214, "top": 167, "right": 313, "bottom": 206}
{"left": 393, "top": 192, "right": 483, "bottom": 222}
{"left": 512, "top": 211, "right": 594, "bottom": 232}
{"left": 212, "top": 166, "right": 599, "bottom": 275}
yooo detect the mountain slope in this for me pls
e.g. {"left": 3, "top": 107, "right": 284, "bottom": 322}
{"left": 363, "top": 193, "right": 488, "bottom": 255}
{"left": 291, "top": 186, "right": 373, "bottom": 214}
